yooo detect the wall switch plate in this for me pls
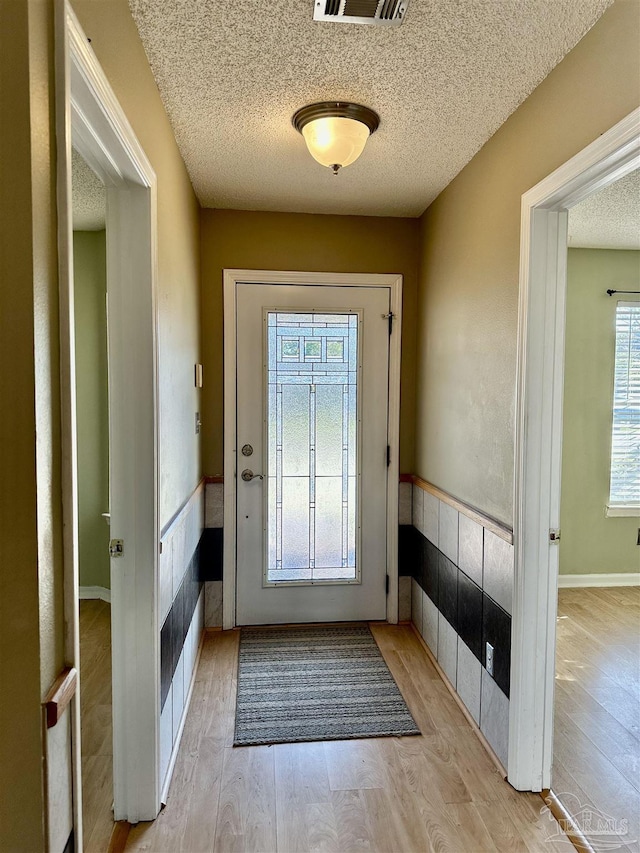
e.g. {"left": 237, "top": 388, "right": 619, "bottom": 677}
{"left": 486, "top": 642, "right": 494, "bottom": 676}
{"left": 195, "top": 363, "right": 203, "bottom": 388}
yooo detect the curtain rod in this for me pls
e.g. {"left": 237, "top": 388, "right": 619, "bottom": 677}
{"left": 606, "top": 289, "right": 640, "bottom": 296}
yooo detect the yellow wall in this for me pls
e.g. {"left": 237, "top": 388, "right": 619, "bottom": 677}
{"left": 74, "top": 231, "right": 110, "bottom": 590}
{"left": 0, "top": 1, "right": 60, "bottom": 848}
{"left": 560, "top": 249, "right": 640, "bottom": 575}
{"left": 200, "top": 209, "right": 420, "bottom": 475}
{"left": 415, "top": 0, "right": 640, "bottom": 525}
{"left": 73, "top": 0, "right": 202, "bottom": 528}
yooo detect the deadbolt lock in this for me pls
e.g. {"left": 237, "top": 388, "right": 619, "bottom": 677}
{"left": 241, "top": 444, "right": 253, "bottom": 456}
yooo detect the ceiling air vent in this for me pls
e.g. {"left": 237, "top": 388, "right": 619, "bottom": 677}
{"left": 313, "top": 0, "right": 409, "bottom": 27}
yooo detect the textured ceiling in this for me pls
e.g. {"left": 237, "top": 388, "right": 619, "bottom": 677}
{"left": 568, "top": 170, "right": 640, "bottom": 250}
{"left": 72, "top": 148, "right": 106, "bottom": 230}
{"left": 128, "top": 0, "right": 611, "bottom": 217}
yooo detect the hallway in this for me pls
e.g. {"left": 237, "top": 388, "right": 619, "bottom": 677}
{"left": 125, "top": 624, "right": 568, "bottom": 852}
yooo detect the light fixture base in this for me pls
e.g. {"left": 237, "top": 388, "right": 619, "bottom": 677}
{"left": 292, "top": 101, "right": 380, "bottom": 135}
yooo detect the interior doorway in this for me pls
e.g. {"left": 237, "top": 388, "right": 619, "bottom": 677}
{"left": 551, "top": 168, "right": 640, "bottom": 848}
{"left": 223, "top": 270, "right": 403, "bottom": 629}
{"left": 57, "top": 1, "right": 160, "bottom": 835}
{"left": 509, "top": 106, "right": 640, "bottom": 793}
{"left": 70, "top": 147, "right": 114, "bottom": 848}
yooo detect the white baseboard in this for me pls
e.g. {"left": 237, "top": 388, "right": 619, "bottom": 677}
{"left": 79, "top": 585, "right": 111, "bottom": 602}
{"left": 558, "top": 572, "right": 640, "bottom": 588}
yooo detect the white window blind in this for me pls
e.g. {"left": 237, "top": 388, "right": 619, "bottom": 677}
{"left": 609, "top": 302, "right": 640, "bottom": 506}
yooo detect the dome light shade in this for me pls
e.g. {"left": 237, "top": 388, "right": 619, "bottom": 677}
{"left": 293, "top": 102, "right": 379, "bottom": 175}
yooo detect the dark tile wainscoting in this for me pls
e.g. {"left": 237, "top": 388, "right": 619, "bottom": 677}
{"left": 400, "top": 479, "right": 513, "bottom": 769}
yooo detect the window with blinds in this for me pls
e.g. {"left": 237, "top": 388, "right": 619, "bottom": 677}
{"left": 609, "top": 302, "right": 640, "bottom": 507}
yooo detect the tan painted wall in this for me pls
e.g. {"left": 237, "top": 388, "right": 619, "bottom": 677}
{"left": 0, "top": 1, "right": 61, "bottom": 848}
{"left": 560, "top": 249, "right": 640, "bottom": 575}
{"left": 73, "top": 0, "right": 202, "bottom": 528}
{"left": 74, "top": 231, "right": 110, "bottom": 590}
{"left": 200, "top": 209, "right": 420, "bottom": 475}
{"left": 415, "top": 0, "right": 640, "bottom": 525}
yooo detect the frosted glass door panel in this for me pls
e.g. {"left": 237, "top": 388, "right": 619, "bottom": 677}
{"left": 266, "top": 311, "right": 359, "bottom": 583}
{"left": 235, "top": 281, "right": 391, "bottom": 626}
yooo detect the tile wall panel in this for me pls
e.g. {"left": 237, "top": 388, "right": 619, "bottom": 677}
{"left": 159, "top": 481, "right": 205, "bottom": 797}
{"left": 457, "top": 570, "right": 483, "bottom": 660}
{"left": 399, "top": 576, "right": 412, "bottom": 621}
{"left": 424, "top": 539, "right": 439, "bottom": 605}
{"left": 438, "top": 502, "right": 459, "bottom": 564}
{"left": 421, "top": 591, "right": 439, "bottom": 656}
{"left": 412, "top": 484, "right": 424, "bottom": 535}
{"left": 411, "top": 579, "right": 423, "bottom": 632}
{"left": 482, "top": 594, "right": 511, "bottom": 698}
{"left": 437, "top": 613, "right": 458, "bottom": 686}
{"left": 410, "top": 482, "right": 513, "bottom": 771}
{"left": 457, "top": 640, "right": 482, "bottom": 724}
{"left": 481, "top": 668, "right": 510, "bottom": 768}
{"left": 438, "top": 553, "right": 458, "bottom": 629}
{"left": 398, "top": 482, "right": 412, "bottom": 526}
{"left": 483, "top": 530, "right": 514, "bottom": 615}
{"left": 423, "top": 491, "right": 439, "bottom": 547}
{"left": 458, "top": 514, "right": 483, "bottom": 587}
{"left": 205, "top": 580, "right": 223, "bottom": 628}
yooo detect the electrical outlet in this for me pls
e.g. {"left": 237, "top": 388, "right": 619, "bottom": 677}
{"left": 195, "top": 412, "right": 202, "bottom": 434}
{"left": 486, "top": 642, "right": 494, "bottom": 676}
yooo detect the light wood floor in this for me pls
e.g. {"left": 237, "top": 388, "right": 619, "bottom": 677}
{"left": 126, "top": 623, "right": 569, "bottom": 853}
{"left": 80, "top": 598, "right": 115, "bottom": 852}
{"left": 554, "top": 586, "right": 640, "bottom": 853}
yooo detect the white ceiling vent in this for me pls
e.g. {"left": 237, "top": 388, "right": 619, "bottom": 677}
{"left": 313, "top": 0, "right": 409, "bottom": 27}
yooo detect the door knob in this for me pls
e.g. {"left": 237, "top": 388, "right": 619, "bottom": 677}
{"left": 241, "top": 469, "right": 264, "bottom": 482}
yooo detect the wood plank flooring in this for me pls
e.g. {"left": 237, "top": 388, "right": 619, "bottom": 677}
{"left": 80, "top": 598, "right": 115, "bottom": 852}
{"left": 126, "top": 624, "right": 569, "bottom": 853}
{"left": 554, "top": 587, "right": 640, "bottom": 853}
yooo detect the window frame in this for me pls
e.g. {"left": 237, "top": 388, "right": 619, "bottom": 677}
{"left": 606, "top": 299, "right": 640, "bottom": 516}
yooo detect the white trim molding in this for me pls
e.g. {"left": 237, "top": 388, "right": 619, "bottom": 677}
{"left": 56, "top": 0, "right": 160, "bottom": 829}
{"left": 558, "top": 573, "right": 640, "bottom": 588}
{"left": 78, "top": 586, "right": 112, "bottom": 603}
{"left": 510, "top": 107, "right": 640, "bottom": 792}
{"left": 605, "top": 505, "right": 640, "bottom": 518}
{"left": 223, "top": 269, "right": 403, "bottom": 630}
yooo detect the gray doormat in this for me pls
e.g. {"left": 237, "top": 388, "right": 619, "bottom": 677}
{"left": 233, "top": 624, "right": 420, "bottom": 746}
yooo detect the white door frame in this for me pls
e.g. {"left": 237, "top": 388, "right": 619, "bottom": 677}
{"left": 56, "top": 0, "right": 160, "bottom": 831}
{"left": 223, "top": 270, "right": 403, "bottom": 630}
{"left": 509, "top": 107, "right": 640, "bottom": 791}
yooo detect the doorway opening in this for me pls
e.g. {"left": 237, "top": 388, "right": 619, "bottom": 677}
{"left": 223, "top": 271, "right": 403, "bottom": 629}
{"left": 551, "top": 168, "right": 640, "bottom": 846}
{"left": 70, "top": 147, "right": 113, "bottom": 848}
{"left": 57, "top": 1, "right": 160, "bottom": 838}
{"left": 510, "top": 107, "right": 640, "bottom": 793}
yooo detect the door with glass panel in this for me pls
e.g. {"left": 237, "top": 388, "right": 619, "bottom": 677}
{"left": 235, "top": 283, "right": 390, "bottom": 625}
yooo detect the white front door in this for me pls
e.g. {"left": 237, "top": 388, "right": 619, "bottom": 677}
{"left": 235, "top": 282, "right": 390, "bottom": 625}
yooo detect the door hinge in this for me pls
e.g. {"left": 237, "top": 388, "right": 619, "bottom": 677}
{"left": 382, "top": 312, "right": 394, "bottom": 335}
{"left": 109, "top": 538, "right": 124, "bottom": 558}
{"left": 386, "top": 574, "right": 390, "bottom": 594}
{"left": 387, "top": 445, "right": 391, "bottom": 467}
{"left": 549, "top": 529, "right": 561, "bottom": 543}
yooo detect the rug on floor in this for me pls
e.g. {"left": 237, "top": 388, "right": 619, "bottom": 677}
{"left": 233, "top": 623, "right": 420, "bottom": 746}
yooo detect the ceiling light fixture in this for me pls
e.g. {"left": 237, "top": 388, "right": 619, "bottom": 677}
{"left": 292, "top": 101, "right": 380, "bottom": 175}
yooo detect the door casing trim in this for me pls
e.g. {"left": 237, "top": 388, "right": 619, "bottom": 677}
{"left": 223, "top": 270, "right": 403, "bottom": 629}
{"left": 510, "top": 106, "right": 640, "bottom": 791}
{"left": 56, "top": 0, "right": 160, "bottom": 829}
